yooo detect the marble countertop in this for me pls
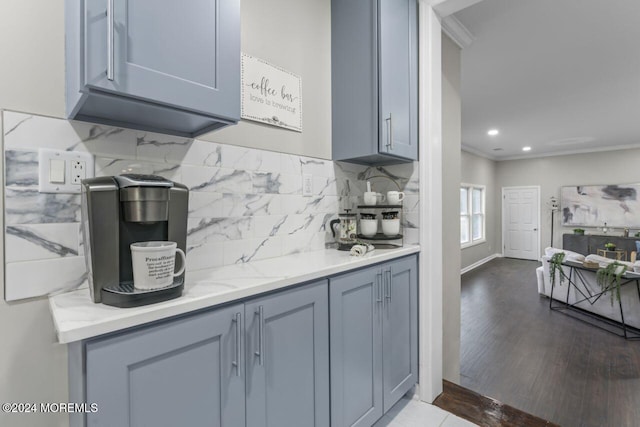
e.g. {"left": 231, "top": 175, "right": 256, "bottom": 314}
{"left": 49, "top": 245, "right": 420, "bottom": 344}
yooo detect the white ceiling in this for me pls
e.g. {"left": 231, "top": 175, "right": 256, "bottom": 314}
{"left": 454, "top": 0, "right": 640, "bottom": 160}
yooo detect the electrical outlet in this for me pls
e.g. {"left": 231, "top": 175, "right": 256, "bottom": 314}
{"left": 303, "top": 174, "right": 313, "bottom": 197}
{"left": 71, "top": 160, "right": 86, "bottom": 184}
{"left": 39, "top": 149, "right": 94, "bottom": 194}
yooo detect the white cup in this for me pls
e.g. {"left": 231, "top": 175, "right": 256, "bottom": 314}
{"left": 387, "top": 191, "right": 405, "bottom": 205}
{"left": 360, "top": 219, "right": 378, "bottom": 237}
{"left": 363, "top": 192, "right": 378, "bottom": 206}
{"left": 381, "top": 219, "right": 400, "bottom": 237}
{"left": 130, "top": 241, "right": 186, "bottom": 290}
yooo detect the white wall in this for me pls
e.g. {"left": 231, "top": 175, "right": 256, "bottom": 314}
{"left": 200, "top": 0, "right": 332, "bottom": 159}
{"left": 0, "top": 0, "right": 332, "bottom": 160}
{"left": 0, "top": 0, "right": 65, "bottom": 117}
{"left": 441, "top": 34, "right": 461, "bottom": 383}
{"left": 461, "top": 150, "right": 498, "bottom": 269}
{"left": 0, "top": 1, "right": 331, "bottom": 426}
{"left": 496, "top": 148, "right": 640, "bottom": 254}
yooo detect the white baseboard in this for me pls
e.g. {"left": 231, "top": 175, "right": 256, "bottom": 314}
{"left": 460, "top": 253, "right": 503, "bottom": 275}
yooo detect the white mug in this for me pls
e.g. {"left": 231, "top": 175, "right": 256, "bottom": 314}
{"left": 387, "top": 191, "right": 405, "bottom": 205}
{"left": 131, "top": 241, "right": 186, "bottom": 290}
{"left": 363, "top": 192, "right": 378, "bottom": 206}
{"left": 360, "top": 219, "right": 378, "bottom": 237}
{"left": 381, "top": 218, "right": 400, "bottom": 237}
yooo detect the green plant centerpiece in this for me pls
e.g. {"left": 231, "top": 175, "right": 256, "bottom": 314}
{"left": 550, "top": 252, "right": 566, "bottom": 285}
{"left": 596, "top": 261, "right": 627, "bottom": 305}
{"left": 573, "top": 228, "right": 585, "bottom": 235}
{"left": 604, "top": 242, "right": 617, "bottom": 251}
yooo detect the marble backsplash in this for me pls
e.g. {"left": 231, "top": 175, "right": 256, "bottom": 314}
{"left": 2, "top": 110, "right": 419, "bottom": 301}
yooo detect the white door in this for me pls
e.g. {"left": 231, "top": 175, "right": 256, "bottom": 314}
{"left": 503, "top": 187, "right": 540, "bottom": 260}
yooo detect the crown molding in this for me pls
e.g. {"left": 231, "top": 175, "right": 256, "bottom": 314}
{"left": 461, "top": 144, "right": 498, "bottom": 160}
{"left": 467, "top": 143, "right": 640, "bottom": 162}
{"left": 441, "top": 15, "right": 475, "bottom": 49}
{"left": 429, "top": 0, "right": 484, "bottom": 17}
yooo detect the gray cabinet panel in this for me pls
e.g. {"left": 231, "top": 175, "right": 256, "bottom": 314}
{"left": 245, "top": 280, "right": 330, "bottom": 427}
{"left": 378, "top": 0, "right": 418, "bottom": 160}
{"left": 331, "top": 0, "right": 417, "bottom": 165}
{"left": 563, "top": 234, "right": 640, "bottom": 256}
{"left": 330, "top": 255, "right": 418, "bottom": 427}
{"left": 382, "top": 256, "right": 418, "bottom": 412}
{"left": 67, "top": 0, "right": 240, "bottom": 137}
{"left": 84, "top": 304, "right": 245, "bottom": 427}
{"left": 331, "top": 0, "right": 379, "bottom": 162}
{"left": 562, "top": 234, "right": 589, "bottom": 255}
{"left": 330, "top": 267, "right": 384, "bottom": 427}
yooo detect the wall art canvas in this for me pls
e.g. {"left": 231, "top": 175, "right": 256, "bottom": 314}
{"left": 561, "top": 184, "right": 640, "bottom": 227}
{"left": 241, "top": 53, "right": 302, "bottom": 132}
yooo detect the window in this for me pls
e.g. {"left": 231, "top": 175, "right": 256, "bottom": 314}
{"left": 461, "top": 184, "right": 485, "bottom": 247}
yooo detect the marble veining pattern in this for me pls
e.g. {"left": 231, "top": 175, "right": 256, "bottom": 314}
{"left": 3, "top": 110, "right": 420, "bottom": 301}
{"left": 5, "top": 150, "right": 38, "bottom": 186}
{"left": 6, "top": 226, "right": 77, "bottom": 257}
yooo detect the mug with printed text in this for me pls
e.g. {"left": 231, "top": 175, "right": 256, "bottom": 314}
{"left": 131, "top": 241, "right": 186, "bottom": 290}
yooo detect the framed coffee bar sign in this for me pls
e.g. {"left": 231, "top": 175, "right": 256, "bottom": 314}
{"left": 241, "top": 53, "right": 303, "bottom": 132}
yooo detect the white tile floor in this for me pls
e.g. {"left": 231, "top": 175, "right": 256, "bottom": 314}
{"left": 372, "top": 397, "right": 479, "bottom": 427}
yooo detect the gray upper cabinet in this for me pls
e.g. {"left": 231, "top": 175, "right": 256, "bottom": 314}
{"left": 79, "top": 304, "right": 245, "bottom": 427}
{"left": 245, "top": 280, "right": 330, "bottom": 427}
{"left": 329, "top": 255, "right": 418, "bottom": 427}
{"left": 65, "top": 0, "right": 240, "bottom": 138}
{"left": 331, "top": 0, "right": 418, "bottom": 165}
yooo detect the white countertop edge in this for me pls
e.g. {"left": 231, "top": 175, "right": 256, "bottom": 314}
{"left": 50, "top": 246, "right": 420, "bottom": 344}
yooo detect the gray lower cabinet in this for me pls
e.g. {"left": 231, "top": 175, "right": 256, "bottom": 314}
{"left": 245, "top": 280, "right": 330, "bottom": 427}
{"left": 331, "top": 0, "right": 418, "bottom": 165}
{"left": 79, "top": 303, "right": 245, "bottom": 427}
{"left": 329, "top": 255, "right": 418, "bottom": 427}
{"left": 71, "top": 280, "right": 329, "bottom": 427}
{"left": 66, "top": 0, "right": 240, "bottom": 137}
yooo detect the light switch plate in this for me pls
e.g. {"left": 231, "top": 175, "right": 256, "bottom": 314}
{"left": 39, "top": 149, "right": 94, "bottom": 194}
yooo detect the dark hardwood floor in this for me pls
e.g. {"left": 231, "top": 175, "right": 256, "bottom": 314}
{"left": 435, "top": 379, "right": 559, "bottom": 427}
{"left": 460, "top": 257, "right": 640, "bottom": 427}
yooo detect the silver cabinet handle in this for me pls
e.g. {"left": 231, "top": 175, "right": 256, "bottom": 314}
{"left": 385, "top": 269, "right": 392, "bottom": 302}
{"left": 255, "top": 306, "right": 264, "bottom": 366}
{"left": 107, "top": 0, "right": 114, "bottom": 81}
{"left": 385, "top": 113, "right": 394, "bottom": 151}
{"left": 232, "top": 312, "right": 241, "bottom": 376}
{"left": 376, "top": 271, "right": 383, "bottom": 304}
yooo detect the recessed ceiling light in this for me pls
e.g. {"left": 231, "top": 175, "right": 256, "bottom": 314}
{"left": 522, "top": 146, "right": 532, "bottom": 152}
{"left": 487, "top": 129, "right": 499, "bottom": 136}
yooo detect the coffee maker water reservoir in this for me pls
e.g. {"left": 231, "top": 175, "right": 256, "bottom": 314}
{"left": 81, "top": 174, "right": 189, "bottom": 307}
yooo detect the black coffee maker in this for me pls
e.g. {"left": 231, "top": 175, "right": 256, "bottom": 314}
{"left": 81, "top": 174, "right": 188, "bottom": 307}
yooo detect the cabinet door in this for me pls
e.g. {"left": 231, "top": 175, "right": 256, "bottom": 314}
{"left": 382, "top": 256, "right": 418, "bottom": 412}
{"left": 246, "top": 281, "right": 330, "bottom": 427}
{"left": 562, "top": 234, "right": 589, "bottom": 255}
{"left": 85, "top": 304, "right": 245, "bottom": 427}
{"left": 378, "top": 0, "right": 418, "bottom": 160}
{"left": 85, "top": 0, "right": 240, "bottom": 119}
{"left": 330, "top": 267, "right": 384, "bottom": 427}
